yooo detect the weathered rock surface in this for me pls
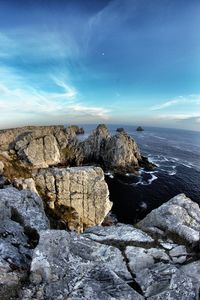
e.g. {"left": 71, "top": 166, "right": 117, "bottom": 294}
{"left": 0, "top": 125, "right": 65, "bottom": 151}
{"left": 21, "top": 230, "right": 143, "bottom": 300}
{"left": 138, "top": 193, "right": 200, "bottom": 248}
{"left": 0, "top": 188, "right": 49, "bottom": 300}
{"left": 1, "top": 191, "right": 200, "bottom": 299}
{"left": 0, "top": 124, "right": 154, "bottom": 177}
{"left": 0, "top": 187, "right": 49, "bottom": 232}
{"left": 83, "top": 223, "right": 154, "bottom": 247}
{"left": 34, "top": 166, "right": 112, "bottom": 232}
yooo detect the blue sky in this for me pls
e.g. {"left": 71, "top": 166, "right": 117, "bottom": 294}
{"left": 0, "top": 0, "right": 200, "bottom": 130}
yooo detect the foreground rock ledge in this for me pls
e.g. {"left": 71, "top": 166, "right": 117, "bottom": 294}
{"left": 1, "top": 192, "right": 200, "bottom": 299}
{"left": 34, "top": 166, "right": 112, "bottom": 233}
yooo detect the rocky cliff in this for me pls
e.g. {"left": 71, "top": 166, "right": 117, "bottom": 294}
{"left": 81, "top": 124, "right": 155, "bottom": 173}
{"left": 1, "top": 190, "right": 200, "bottom": 299}
{"left": 34, "top": 166, "right": 112, "bottom": 232}
{"left": 0, "top": 124, "right": 154, "bottom": 233}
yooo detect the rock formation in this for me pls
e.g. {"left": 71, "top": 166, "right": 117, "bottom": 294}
{"left": 138, "top": 193, "right": 200, "bottom": 248}
{"left": 1, "top": 190, "right": 200, "bottom": 299}
{"left": 0, "top": 187, "right": 49, "bottom": 300}
{"left": 0, "top": 124, "right": 155, "bottom": 234}
{"left": 136, "top": 126, "right": 144, "bottom": 131}
{"left": 67, "top": 125, "right": 85, "bottom": 134}
{"left": 81, "top": 124, "right": 155, "bottom": 173}
{"left": 34, "top": 166, "right": 112, "bottom": 232}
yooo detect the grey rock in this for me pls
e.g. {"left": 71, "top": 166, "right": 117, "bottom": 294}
{"left": 181, "top": 260, "right": 200, "bottom": 294}
{"left": 83, "top": 223, "right": 154, "bottom": 247}
{"left": 0, "top": 202, "right": 32, "bottom": 299}
{"left": 138, "top": 194, "right": 200, "bottom": 248}
{"left": 34, "top": 166, "right": 112, "bottom": 232}
{"left": 148, "top": 268, "right": 196, "bottom": 300}
{"left": 24, "top": 230, "right": 143, "bottom": 300}
{"left": 169, "top": 245, "right": 188, "bottom": 264}
{"left": 0, "top": 187, "right": 49, "bottom": 232}
{"left": 125, "top": 246, "right": 170, "bottom": 274}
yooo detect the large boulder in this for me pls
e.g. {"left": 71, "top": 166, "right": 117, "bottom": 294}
{"left": 137, "top": 193, "right": 200, "bottom": 249}
{"left": 34, "top": 166, "right": 112, "bottom": 232}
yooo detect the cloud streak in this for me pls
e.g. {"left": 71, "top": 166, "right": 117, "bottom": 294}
{"left": 0, "top": 66, "right": 110, "bottom": 128}
{"left": 150, "top": 95, "right": 200, "bottom": 110}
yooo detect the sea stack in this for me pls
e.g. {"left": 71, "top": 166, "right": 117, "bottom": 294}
{"left": 136, "top": 126, "right": 144, "bottom": 131}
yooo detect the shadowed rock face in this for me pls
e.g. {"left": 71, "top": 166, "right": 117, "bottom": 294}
{"left": 34, "top": 166, "right": 112, "bottom": 233}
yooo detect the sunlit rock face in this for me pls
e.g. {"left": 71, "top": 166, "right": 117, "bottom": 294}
{"left": 0, "top": 125, "right": 83, "bottom": 170}
{"left": 81, "top": 124, "right": 154, "bottom": 173}
{"left": 137, "top": 193, "right": 200, "bottom": 248}
{"left": 34, "top": 166, "right": 112, "bottom": 233}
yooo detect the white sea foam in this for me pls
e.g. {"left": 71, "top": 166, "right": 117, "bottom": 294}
{"left": 168, "top": 170, "right": 177, "bottom": 176}
{"left": 153, "top": 135, "right": 166, "bottom": 140}
{"left": 133, "top": 172, "right": 158, "bottom": 186}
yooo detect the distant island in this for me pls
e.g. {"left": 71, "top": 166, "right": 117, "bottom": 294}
{"left": 136, "top": 126, "right": 144, "bottom": 131}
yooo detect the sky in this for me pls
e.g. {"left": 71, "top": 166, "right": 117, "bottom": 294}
{"left": 0, "top": 0, "right": 200, "bottom": 131}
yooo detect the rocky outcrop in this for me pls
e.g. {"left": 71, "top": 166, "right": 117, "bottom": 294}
{"left": 0, "top": 187, "right": 49, "bottom": 232}
{"left": 0, "top": 124, "right": 154, "bottom": 175}
{"left": 0, "top": 125, "right": 65, "bottom": 151}
{"left": 68, "top": 125, "right": 85, "bottom": 134}
{"left": 137, "top": 193, "right": 200, "bottom": 248}
{"left": 1, "top": 191, "right": 200, "bottom": 299}
{"left": 81, "top": 124, "right": 110, "bottom": 162}
{"left": 81, "top": 124, "right": 154, "bottom": 173}
{"left": 0, "top": 188, "right": 49, "bottom": 299}
{"left": 21, "top": 230, "right": 143, "bottom": 300}
{"left": 34, "top": 166, "right": 112, "bottom": 232}
{"left": 136, "top": 126, "right": 144, "bottom": 131}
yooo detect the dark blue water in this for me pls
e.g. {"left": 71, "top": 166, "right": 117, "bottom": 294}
{"left": 80, "top": 125, "right": 200, "bottom": 224}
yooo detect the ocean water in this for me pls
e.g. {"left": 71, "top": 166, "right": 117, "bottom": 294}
{"left": 81, "top": 125, "right": 200, "bottom": 224}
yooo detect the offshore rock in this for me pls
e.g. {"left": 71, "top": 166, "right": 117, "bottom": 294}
{"left": 136, "top": 126, "right": 144, "bottom": 131}
{"left": 138, "top": 193, "right": 200, "bottom": 248}
{"left": 34, "top": 166, "right": 112, "bottom": 232}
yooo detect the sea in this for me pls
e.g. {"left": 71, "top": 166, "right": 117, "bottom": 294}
{"left": 79, "top": 125, "right": 200, "bottom": 224}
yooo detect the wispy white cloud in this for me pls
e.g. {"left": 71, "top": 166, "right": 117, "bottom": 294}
{"left": 150, "top": 95, "right": 200, "bottom": 110}
{"left": 0, "top": 66, "right": 110, "bottom": 128}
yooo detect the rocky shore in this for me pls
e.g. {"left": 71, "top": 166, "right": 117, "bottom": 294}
{"left": 0, "top": 124, "right": 199, "bottom": 299}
